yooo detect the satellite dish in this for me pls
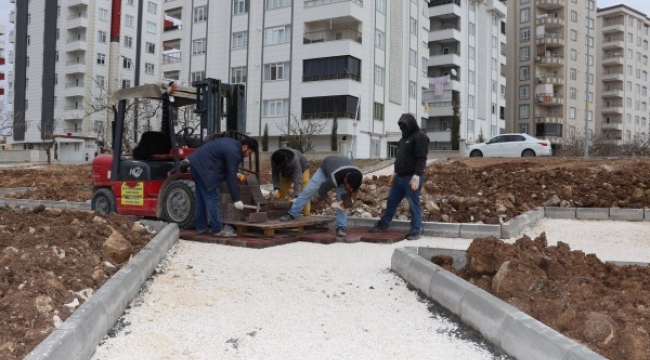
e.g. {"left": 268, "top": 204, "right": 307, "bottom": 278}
{"left": 450, "top": 69, "right": 458, "bottom": 77}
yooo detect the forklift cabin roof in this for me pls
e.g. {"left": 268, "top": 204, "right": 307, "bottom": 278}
{"left": 111, "top": 83, "right": 197, "bottom": 107}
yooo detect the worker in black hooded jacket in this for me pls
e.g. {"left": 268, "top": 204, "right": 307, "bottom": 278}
{"left": 370, "top": 113, "right": 429, "bottom": 240}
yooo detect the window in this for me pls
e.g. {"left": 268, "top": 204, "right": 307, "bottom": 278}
{"left": 571, "top": 10, "right": 577, "bottom": 22}
{"left": 232, "top": 32, "right": 248, "bottom": 49}
{"left": 94, "top": 76, "right": 105, "bottom": 90}
{"left": 98, "top": 31, "right": 107, "bottom": 43}
{"left": 263, "top": 99, "right": 289, "bottom": 117}
{"left": 421, "top": 57, "right": 428, "bottom": 74}
{"left": 231, "top": 66, "right": 247, "bottom": 83}
{"left": 469, "top": 46, "right": 475, "bottom": 59}
{"left": 124, "top": 36, "right": 133, "bottom": 48}
{"left": 146, "top": 21, "right": 156, "bottom": 34}
{"left": 264, "top": 62, "right": 290, "bottom": 81}
{"left": 469, "top": 22, "right": 475, "bottom": 36}
{"left": 586, "top": 73, "right": 593, "bottom": 84}
{"left": 146, "top": 42, "right": 155, "bottom": 54}
{"left": 570, "top": 87, "right": 577, "bottom": 99}
{"left": 147, "top": 1, "right": 157, "bottom": 14}
{"left": 122, "top": 79, "right": 131, "bottom": 89}
{"left": 266, "top": 0, "right": 292, "bottom": 9}
{"left": 409, "top": 81, "right": 416, "bottom": 98}
{"left": 193, "top": 38, "right": 207, "bottom": 54}
{"left": 145, "top": 63, "right": 154, "bottom": 75}
{"left": 233, "top": 0, "right": 249, "bottom": 15}
{"left": 96, "top": 53, "right": 105, "bottom": 65}
{"left": 570, "top": 68, "right": 577, "bottom": 80}
{"left": 520, "top": 27, "right": 530, "bottom": 42}
{"left": 126, "top": 0, "right": 133, "bottom": 5}
{"left": 519, "top": 105, "right": 530, "bottom": 119}
{"left": 265, "top": 25, "right": 291, "bottom": 45}
{"left": 468, "top": 95, "right": 475, "bottom": 108}
{"left": 519, "top": 66, "right": 529, "bottom": 80}
{"left": 124, "top": 15, "right": 134, "bottom": 27}
{"left": 520, "top": 8, "right": 530, "bottom": 23}
{"left": 570, "top": 49, "right": 577, "bottom": 60}
{"left": 375, "top": 29, "right": 385, "bottom": 49}
{"left": 520, "top": 123, "right": 529, "bottom": 134}
{"left": 570, "top": 107, "right": 576, "bottom": 119}
{"left": 373, "top": 102, "right": 384, "bottom": 121}
{"left": 570, "top": 29, "right": 577, "bottom": 41}
{"left": 585, "top": 35, "right": 593, "bottom": 47}
{"left": 99, "top": 8, "right": 108, "bottom": 21}
{"left": 191, "top": 71, "right": 206, "bottom": 82}
{"left": 123, "top": 57, "right": 133, "bottom": 69}
{"left": 375, "top": 66, "right": 384, "bottom": 86}
{"left": 193, "top": 6, "right": 208, "bottom": 22}
{"left": 469, "top": 70, "right": 475, "bottom": 84}
{"left": 376, "top": 0, "right": 386, "bottom": 14}
{"left": 585, "top": 17, "right": 594, "bottom": 29}
{"left": 628, "top": 32, "right": 633, "bottom": 43}
{"left": 302, "top": 95, "right": 359, "bottom": 119}
{"left": 409, "top": 49, "right": 417, "bottom": 66}
{"left": 410, "top": 18, "right": 417, "bottom": 35}
{"left": 586, "top": 0, "right": 595, "bottom": 10}
{"left": 519, "top": 85, "right": 530, "bottom": 99}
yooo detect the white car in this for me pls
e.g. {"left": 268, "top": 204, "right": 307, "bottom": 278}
{"left": 467, "top": 133, "right": 553, "bottom": 157}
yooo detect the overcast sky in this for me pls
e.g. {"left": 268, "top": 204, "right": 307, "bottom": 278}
{"left": 599, "top": 0, "right": 650, "bottom": 15}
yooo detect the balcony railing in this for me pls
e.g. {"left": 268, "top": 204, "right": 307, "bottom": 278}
{"left": 65, "top": 82, "right": 85, "bottom": 88}
{"left": 431, "top": 50, "right": 460, "bottom": 56}
{"left": 303, "top": 28, "right": 362, "bottom": 44}
{"left": 305, "top": 0, "right": 363, "bottom": 7}
{"left": 66, "top": 36, "right": 87, "bottom": 43}
{"left": 68, "top": 13, "right": 88, "bottom": 20}
{"left": 303, "top": 73, "right": 360, "bottom": 82}
{"left": 66, "top": 59, "right": 86, "bottom": 65}
{"left": 428, "top": 0, "right": 460, "bottom": 6}
{"left": 302, "top": 112, "right": 357, "bottom": 120}
{"left": 162, "top": 52, "right": 181, "bottom": 64}
{"left": 430, "top": 25, "right": 460, "bottom": 31}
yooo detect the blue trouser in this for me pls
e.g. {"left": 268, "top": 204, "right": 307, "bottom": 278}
{"left": 377, "top": 174, "right": 423, "bottom": 234}
{"left": 287, "top": 169, "right": 348, "bottom": 229}
{"left": 191, "top": 166, "right": 223, "bottom": 233}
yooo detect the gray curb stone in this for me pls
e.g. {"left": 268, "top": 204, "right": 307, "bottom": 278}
{"left": 610, "top": 208, "right": 644, "bottom": 221}
{"left": 545, "top": 207, "right": 577, "bottom": 219}
{"left": 645, "top": 209, "right": 650, "bottom": 221}
{"left": 460, "top": 223, "right": 501, "bottom": 238}
{"left": 576, "top": 208, "right": 610, "bottom": 220}
{"left": 24, "top": 224, "right": 180, "bottom": 360}
{"left": 423, "top": 222, "right": 461, "bottom": 238}
{"left": 391, "top": 247, "right": 607, "bottom": 360}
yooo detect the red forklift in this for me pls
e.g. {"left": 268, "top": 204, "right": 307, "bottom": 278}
{"left": 90, "top": 78, "right": 258, "bottom": 228}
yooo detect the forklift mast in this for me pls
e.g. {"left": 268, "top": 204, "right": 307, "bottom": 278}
{"left": 191, "top": 78, "right": 246, "bottom": 138}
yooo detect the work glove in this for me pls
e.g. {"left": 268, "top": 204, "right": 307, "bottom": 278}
{"left": 233, "top": 201, "right": 244, "bottom": 210}
{"left": 236, "top": 173, "right": 246, "bottom": 182}
{"left": 274, "top": 189, "right": 281, "bottom": 199}
{"left": 410, "top": 175, "right": 420, "bottom": 191}
{"left": 179, "top": 159, "right": 190, "bottom": 173}
{"left": 331, "top": 200, "right": 346, "bottom": 212}
{"left": 389, "top": 172, "right": 396, "bottom": 186}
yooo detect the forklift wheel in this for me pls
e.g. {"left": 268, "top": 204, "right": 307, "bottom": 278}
{"left": 161, "top": 180, "right": 195, "bottom": 228}
{"left": 91, "top": 188, "right": 116, "bottom": 215}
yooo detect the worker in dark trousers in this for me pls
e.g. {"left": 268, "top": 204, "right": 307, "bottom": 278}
{"left": 279, "top": 155, "right": 363, "bottom": 237}
{"left": 182, "top": 137, "right": 258, "bottom": 237}
{"left": 271, "top": 148, "right": 311, "bottom": 215}
{"left": 370, "top": 113, "right": 429, "bottom": 240}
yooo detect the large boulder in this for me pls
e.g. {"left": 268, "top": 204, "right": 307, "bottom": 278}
{"left": 103, "top": 230, "right": 133, "bottom": 265}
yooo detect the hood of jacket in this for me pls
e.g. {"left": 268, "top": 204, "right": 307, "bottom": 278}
{"left": 397, "top": 113, "right": 420, "bottom": 137}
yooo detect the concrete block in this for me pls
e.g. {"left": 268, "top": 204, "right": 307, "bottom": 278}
{"left": 13, "top": 199, "right": 29, "bottom": 208}
{"left": 609, "top": 208, "right": 644, "bottom": 221}
{"left": 57, "top": 298, "right": 110, "bottom": 358}
{"left": 39, "top": 200, "right": 54, "bottom": 209}
{"left": 500, "top": 217, "right": 521, "bottom": 239}
{"left": 23, "top": 329, "right": 84, "bottom": 360}
{"left": 404, "top": 256, "right": 438, "bottom": 292}
{"left": 544, "top": 207, "right": 576, "bottom": 219}
{"left": 576, "top": 208, "right": 609, "bottom": 220}
{"left": 390, "top": 248, "right": 418, "bottom": 278}
{"left": 460, "top": 287, "right": 521, "bottom": 348}
{"left": 459, "top": 223, "right": 501, "bottom": 239}
{"left": 423, "top": 222, "right": 460, "bottom": 238}
{"left": 427, "top": 266, "right": 474, "bottom": 315}
{"left": 247, "top": 212, "right": 268, "bottom": 223}
{"left": 529, "top": 207, "right": 545, "bottom": 224}
{"left": 646, "top": 209, "right": 650, "bottom": 221}
{"left": 564, "top": 344, "right": 609, "bottom": 360}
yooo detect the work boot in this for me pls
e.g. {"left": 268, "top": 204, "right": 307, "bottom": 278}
{"left": 405, "top": 229, "right": 423, "bottom": 241}
{"left": 214, "top": 225, "right": 237, "bottom": 238}
{"left": 336, "top": 228, "right": 347, "bottom": 237}
{"left": 279, "top": 213, "right": 294, "bottom": 222}
{"left": 195, "top": 228, "right": 208, "bottom": 235}
{"left": 368, "top": 222, "right": 388, "bottom": 233}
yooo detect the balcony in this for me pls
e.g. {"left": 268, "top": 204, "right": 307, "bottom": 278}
{"left": 536, "top": 33, "right": 564, "bottom": 47}
{"left": 601, "top": 39, "right": 625, "bottom": 50}
{"left": 601, "top": 88, "right": 623, "bottom": 98}
{"left": 65, "top": 37, "right": 87, "bottom": 52}
{"left": 67, "top": 0, "right": 89, "bottom": 7}
{"left": 8, "top": 51, "right": 13, "bottom": 64}
{"left": 535, "top": 93, "right": 564, "bottom": 106}
{"left": 0, "top": 56, "right": 4, "bottom": 66}
{"left": 535, "top": 75, "right": 564, "bottom": 85}
{"left": 535, "top": 115, "right": 563, "bottom": 124}
{"left": 429, "top": 49, "right": 461, "bottom": 67}
{"left": 65, "top": 59, "right": 86, "bottom": 74}
{"left": 64, "top": 106, "right": 85, "bottom": 120}
{"left": 601, "top": 105, "right": 624, "bottom": 114}
{"left": 67, "top": 13, "right": 88, "bottom": 29}
{"left": 536, "top": 14, "right": 565, "bottom": 29}
{"left": 0, "top": 24, "right": 5, "bottom": 36}
{"left": 486, "top": 0, "right": 507, "bottom": 18}
{"left": 303, "top": 28, "right": 362, "bottom": 45}
{"left": 9, "top": 11, "right": 15, "bottom": 24}
{"left": 602, "top": 21, "right": 625, "bottom": 34}
{"left": 9, "top": 30, "right": 14, "bottom": 44}
{"left": 303, "top": 0, "right": 364, "bottom": 23}
{"left": 535, "top": 54, "right": 564, "bottom": 67}
{"left": 428, "top": 25, "right": 461, "bottom": 43}
{"left": 535, "top": 0, "right": 565, "bottom": 11}
{"left": 65, "top": 83, "right": 85, "bottom": 98}
{"left": 601, "top": 71, "right": 624, "bottom": 82}
{"left": 602, "top": 53, "right": 624, "bottom": 66}
{"left": 305, "top": 0, "right": 363, "bottom": 7}
{"left": 0, "top": 73, "right": 4, "bottom": 81}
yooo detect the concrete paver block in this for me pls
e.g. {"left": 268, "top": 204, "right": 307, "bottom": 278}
{"left": 609, "top": 208, "right": 644, "bottom": 221}
{"left": 544, "top": 207, "right": 576, "bottom": 219}
{"left": 460, "top": 287, "right": 520, "bottom": 348}
{"left": 459, "top": 223, "right": 501, "bottom": 239}
{"left": 390, "top": 248, "right": 419, "bottom": 278}
{"left": 405, "top": 256, "right": 438, "bottom": 291}
{"left": 500, "top": 217, "right": 521, "bottom": 239}
{"left": 576, "top": 208, "right": 609, "bottom": 220}
{"left": 427, "top": 265, "right": 474, "bottom": 315}
{"left": 423, "top": 222, "right": 460, "bottom": 238}
{"left": 644, "top": 209, "right": 650, "bottom": 221}
{"left": 529, "top": 207, "right": 545, "bottom": 224}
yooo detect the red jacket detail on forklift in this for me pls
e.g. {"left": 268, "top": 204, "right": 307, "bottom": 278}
{"left": 187, "top": 137, "right": 242, "bottom": 202}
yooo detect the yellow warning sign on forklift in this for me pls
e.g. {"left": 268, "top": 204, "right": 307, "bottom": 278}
{"left": 121, "top": 182, "right": 144, "bottom": 206}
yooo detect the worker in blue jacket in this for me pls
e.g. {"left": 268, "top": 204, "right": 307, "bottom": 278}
{"left": 183, "top": 137, "right": 258, "bottom": 237}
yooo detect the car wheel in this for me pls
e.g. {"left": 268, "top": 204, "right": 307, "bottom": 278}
{"left": 522, "top": 149, "right": 536, "bottom": 157}
{"left": 470, "top": 150, "right": 483, "bottom": 157}
{"left": 161, "top": 180, "right": 195, "bottom": 228}
{"left": 91, "top": 188, "right": 116, "bottom": 215}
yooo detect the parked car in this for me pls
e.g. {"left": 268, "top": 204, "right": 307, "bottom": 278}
{"left": 467, "top": 133, "right": 552, "bottom": 157}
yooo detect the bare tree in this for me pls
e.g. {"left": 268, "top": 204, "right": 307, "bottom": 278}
{"left": 276, "top": 114, "right": 326, "bottom": 153}
{"left": 36, "top": 118, "right": 61, "bottom": 165}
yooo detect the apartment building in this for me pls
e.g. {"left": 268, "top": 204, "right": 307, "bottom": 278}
{"left": 161, "top": 0, "right": 429, "bottom": 158}
{"left": 596, "top": 5, "right": 650, "bottom": 144}
{"left": 0, "top": 19, "right": 5, "bottom": 102}
{"left": 10, "top": 0, "right": 163, "bottom": 162}
{"left": 506, "top": 0, "right": 597, "bottom": 144}
{"left": 424, "top": 0, "right": 507, "bottom": 148}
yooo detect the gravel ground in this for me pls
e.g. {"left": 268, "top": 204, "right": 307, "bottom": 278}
{"left": 90, "top": 219, "right": 650, "bottom": 360}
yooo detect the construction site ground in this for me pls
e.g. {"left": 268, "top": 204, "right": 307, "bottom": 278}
{"left": 1, "top": 156, "right": 650, "bottom": 359}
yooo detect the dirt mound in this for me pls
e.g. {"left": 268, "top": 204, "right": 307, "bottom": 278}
{"left": 0, "top": 209, "right": 155, "bottom": 359}
{"left": 432, "top": 234, "right": 650, "bottom": 360}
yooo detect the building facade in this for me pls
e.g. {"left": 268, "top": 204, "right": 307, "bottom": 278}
{"left": 506, "top": 0, "right": 597, "bottom": 145}
{"left": 162, "top": 0, "right": 430, "bottom": 158}
{"left": 10, "top": 0, "right": 163, "bottom": 162}
{"left": 596, "top": 5, "right": 650, "bottom": 144}
{"left": 424, "top": 0, "right": 507, "bottom": 148}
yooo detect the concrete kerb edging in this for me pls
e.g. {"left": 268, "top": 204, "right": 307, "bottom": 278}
{"left": 391, "top": 248, "right": 607, "bottom": 360}
{"left": 23, "top": 223, "right": 180, "bottom": 360}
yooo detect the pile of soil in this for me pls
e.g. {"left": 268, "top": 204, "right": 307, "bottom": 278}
{"left": 0, "top": 208, "right": 155, "bottom": 359}
{"left": 432, "top": 234, "right": 650, "bottom": 360}
{"left": 0, "top": 165, "right": 92, "bottom": 202}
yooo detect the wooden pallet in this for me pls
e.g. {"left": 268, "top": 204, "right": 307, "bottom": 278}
{"left": 224, "top": 217, "right": 332, "bottom": 238}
